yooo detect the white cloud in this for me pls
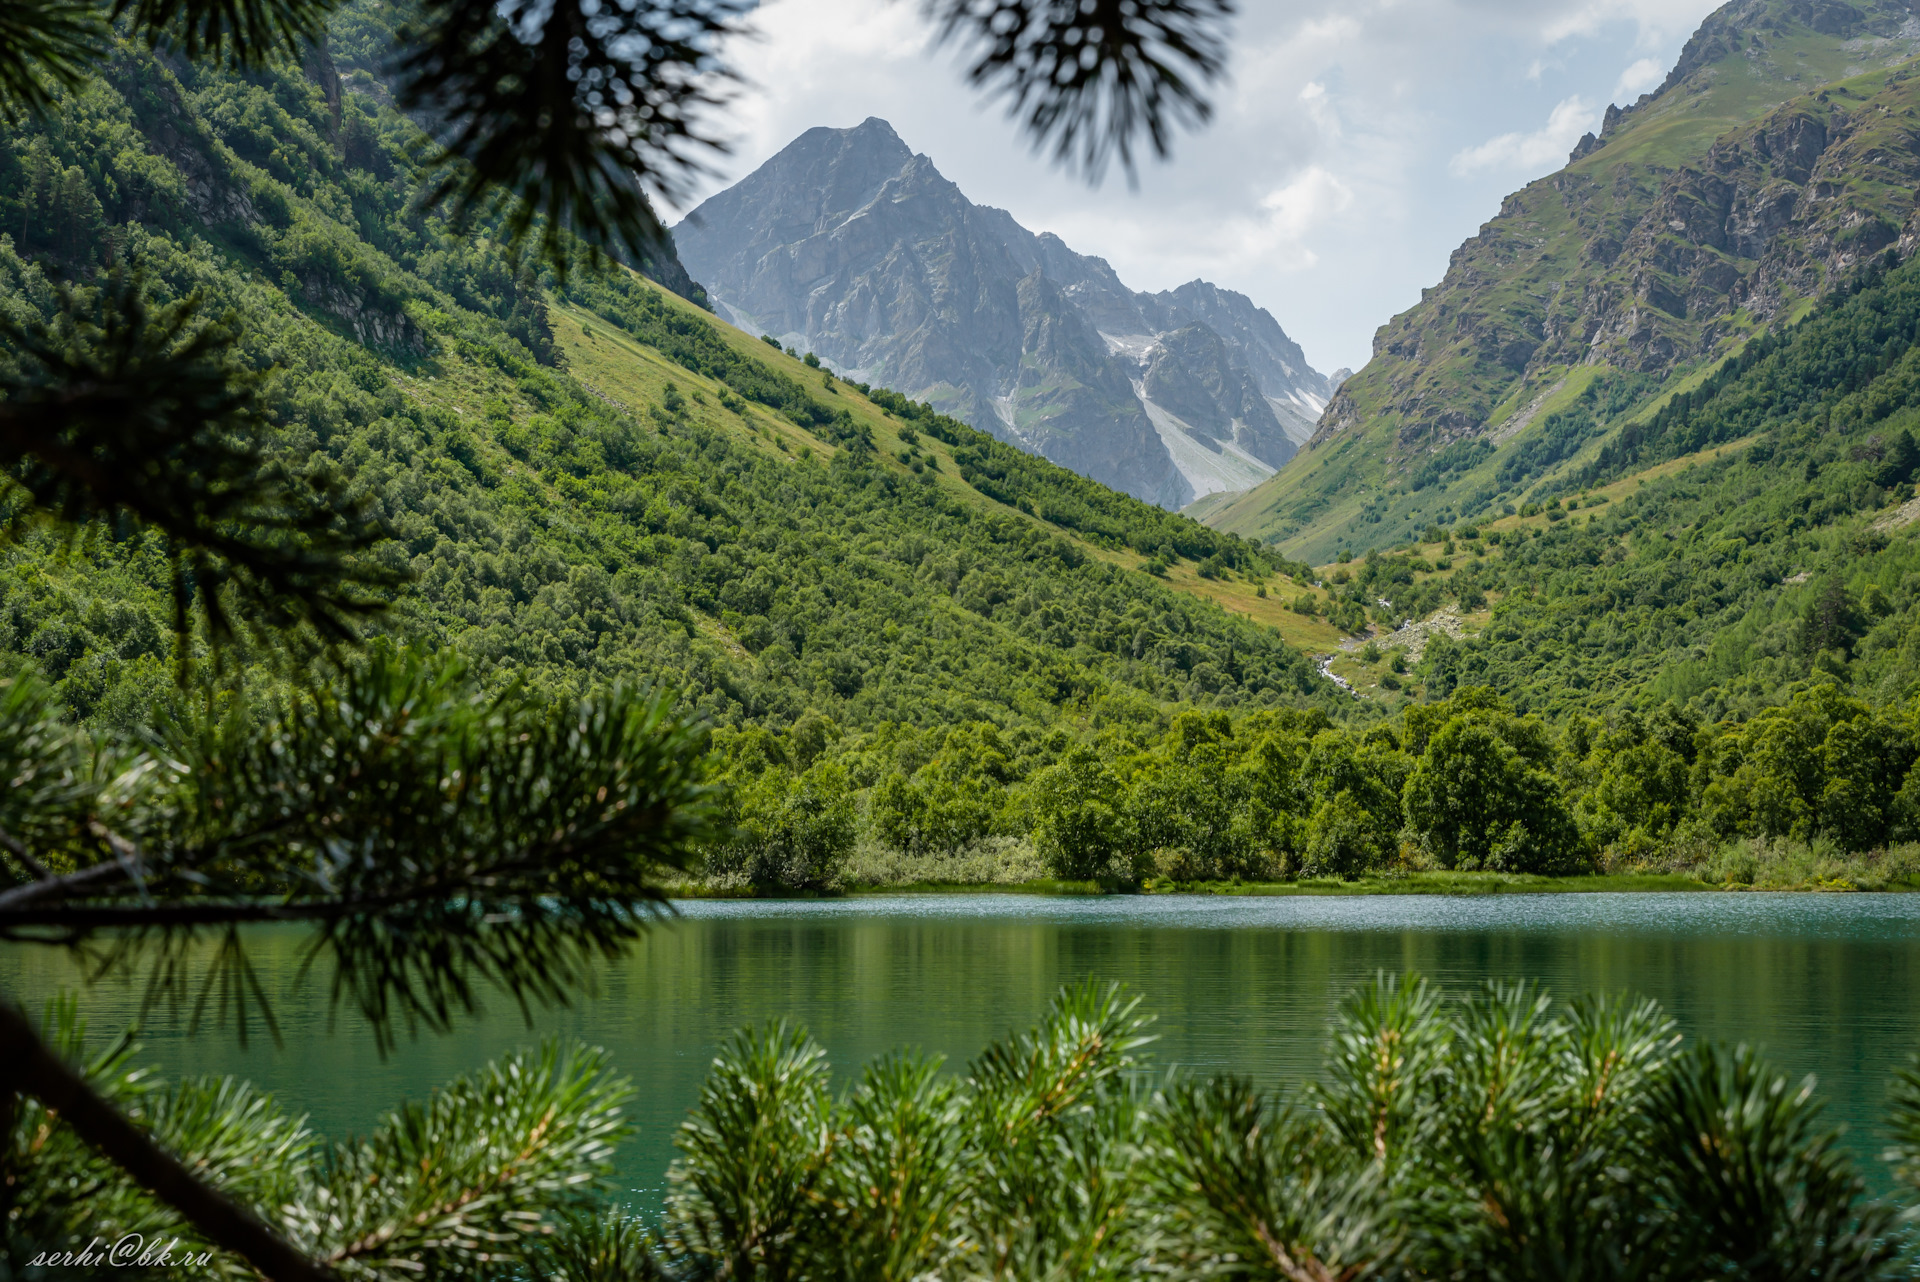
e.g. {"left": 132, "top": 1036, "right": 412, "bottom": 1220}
{"left": 1295, "top": 80, "right": 1342, "bottom": 141}
{"left": 1148, "top": 165, "right": 1361, "bottom": 274}
{"left": 1614, "top": 56, "right": 1665, "bottom": 99}
{"left": 1538, "top": 0, "right": 1713, "bottom": 48}
{"left": 1260, "top": 167, "right": 1354, "bottom": 249}
{"left": 1448, "top": 96, "right": 1597, "bottom": 175}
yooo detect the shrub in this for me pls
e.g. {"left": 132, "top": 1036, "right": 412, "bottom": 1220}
{"left": 1300, "top": 790, "right": 1385, "bottom": 879}
{"left": 710, "top": 763, "right": 857, "bottom": 891}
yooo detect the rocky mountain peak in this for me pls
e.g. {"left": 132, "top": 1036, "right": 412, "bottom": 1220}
{"left": 674, "top": 119, "right": 1326, "bottom": 509}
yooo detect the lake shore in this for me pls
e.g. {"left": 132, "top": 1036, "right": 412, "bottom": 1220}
{"left": 666, "top": 868, "right": 1920, "bottom": 899}
{"left": 671, "top": 834, "right": 1920, "bottom": 899}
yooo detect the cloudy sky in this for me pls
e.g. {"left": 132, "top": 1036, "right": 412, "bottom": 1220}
{"left": 677, "top": 0, "right": 1725, "bottom": 378}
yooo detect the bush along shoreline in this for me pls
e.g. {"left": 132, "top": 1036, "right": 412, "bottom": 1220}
{"left": 690, "top": 683, "right": 1920, "bottom": 895}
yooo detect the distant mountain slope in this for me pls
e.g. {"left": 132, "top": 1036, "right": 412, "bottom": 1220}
{"left": 672, "top": 119, "right": 1329, "bottom": 509}
{"left": 1207, "top": 0, "right": 1920, "bottom": 561}
{"left": 1382, "top": 248, "right": 1920, "bottom": 726}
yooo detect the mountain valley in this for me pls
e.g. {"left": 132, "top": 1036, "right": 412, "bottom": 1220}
{"left": 10, "top": 0, "right": 1920, "bottom": 891}
{"left": 26, "top": 4, "right": 1920, "bottom": 1278}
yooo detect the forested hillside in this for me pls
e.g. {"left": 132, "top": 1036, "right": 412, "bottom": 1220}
{"left": 793, "top": 243, "right": 1920, "bottom": 893}
{"left": 1377, "top": 250, "right": 1920, "bottom": 722}
{"left": 0, "top": 5, "right": 1329, "bottom": 745}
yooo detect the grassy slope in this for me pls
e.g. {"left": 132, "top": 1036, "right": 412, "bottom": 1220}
{"left": 549, "top": 288, "right": 1357, "bottom": 656}
{"left": 1210, "top": 4, "right": 1920, "bottom": 563}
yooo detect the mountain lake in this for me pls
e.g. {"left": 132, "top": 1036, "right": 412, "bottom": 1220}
{"left": 6, "top": 892, "right": 1920, "bottom": 1201}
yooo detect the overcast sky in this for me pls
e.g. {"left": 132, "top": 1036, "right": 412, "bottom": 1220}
{"left": 678, "top": 0, "right": 1725, "bottom": 377}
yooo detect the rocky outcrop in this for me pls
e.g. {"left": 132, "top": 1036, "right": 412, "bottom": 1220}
{"left": 623, "top": 196, "right": 710, "bottom": 309}
{"left": 1014, "top": 273, "right": 1189, "bottom": 507}
{"left": 673, "top": 118, "right": 1325, "bottom": 506}
{"left": 1157, "top": 279, "right": 1332, "bottom": 431}
{"left": 297, "top": 274, "right": 428, "bottom": 354}
{"left": 118, "top": 57, "right": 259, "bottom": 228}
{"left": 1142, "top": 325, "right": 1296, "bottom": 468}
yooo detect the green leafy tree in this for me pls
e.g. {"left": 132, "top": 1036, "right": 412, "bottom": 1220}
{"left": 1691, "top": 685, "right": 1917, "bottom": 851}
{"left": 1575, "top": 714, "right": 1694, "bottom": 855}
{"left": 1299, "top": 790, "right": 1383, "bottom": 879}
{"left": 1227, "top": 726, "right": 1313, "bottom": 868}
{"left": 870, "top": 722, "right": 1013, "bottom": 858}
{"left": 1404, "top": 714, "right": 1581, "bottom": 873}
{"left": 1801, "top": 577, "right": 1867, "bottom": 658}
{"left": 1030, "top": 747, "right": 1129, "bottom": 879}
{"left": 709, "top": 760, "right": 855, "bottom": 891}
{"left": 871, "top": 770, "right": 1001, "bottom": 858}
{"left": 1127, "top": 753, "right": 1248, "bottom": 880}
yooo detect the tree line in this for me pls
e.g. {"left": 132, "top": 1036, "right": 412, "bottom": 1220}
{"left": 708, "top": 679, "right": 1920, "bottom": 889}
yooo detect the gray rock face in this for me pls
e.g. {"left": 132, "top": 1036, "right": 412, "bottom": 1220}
{"left": 674, "top": 118, "right": 1327, "bottom": 507}
{"left": 1153, "top": 280, "right": 1333, "bottom": 444}
{"left": 1012, "top": 273, "right": 1186, "bottom": 506}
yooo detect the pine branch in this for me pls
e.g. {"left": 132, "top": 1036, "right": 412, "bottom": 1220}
{"left": 0, "top": 823, "right": 55, "bottom": 880}
{"left": 284, "top": 1042, "right": 631, "bottom": 1277}
{"left": 0, "top": 859, "right": 129, "bottom": 913}
{"left": 665, "top": 1022, "right": 834, "bottom": 1277}
{"left": 0, "top": 1002, "right": 333, "bottom": 1282}
{"left": 0, "top": 0, "right": 106, "bottom": 120}
{"left": 110, "top": 0, "right": 343, "bottom": 66}
{"left": 0, "top": 648, "right": 718, "bottom": 1045}
{"left": 926, "top": 0, "right": 1233, "bottom": 181}
{"left": 0, "top": 271, "right": 403, "bottom": 658}
{"left": 395, "top": 0, "right": 748, "bottom": 278}
{"left": 535, "top": 1210, "right": 667, "bottom": 1282}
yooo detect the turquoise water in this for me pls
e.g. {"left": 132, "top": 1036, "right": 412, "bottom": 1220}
{"left": 7, "top": 892, "right": 1920, "bottom": 1201}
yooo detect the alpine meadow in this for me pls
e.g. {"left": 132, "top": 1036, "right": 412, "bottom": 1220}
{"left": 15, "top": 0, "right": 1920, "bottom": 1277}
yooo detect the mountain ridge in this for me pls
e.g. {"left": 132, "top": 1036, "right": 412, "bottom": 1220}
{"left": 1206, "top": 0, "right": 1920, "bottom": 561}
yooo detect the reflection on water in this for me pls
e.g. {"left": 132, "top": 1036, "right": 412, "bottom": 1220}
{"left": 6, "top": 892, "right": 1920, "bottom": 1200}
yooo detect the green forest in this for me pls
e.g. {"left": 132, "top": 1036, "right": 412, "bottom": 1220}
{"left": 0, "top": 15, "right": 1318, "bottom": 744}
{"left": 13, "top": 3, "right": 1920, "bottom": 897}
